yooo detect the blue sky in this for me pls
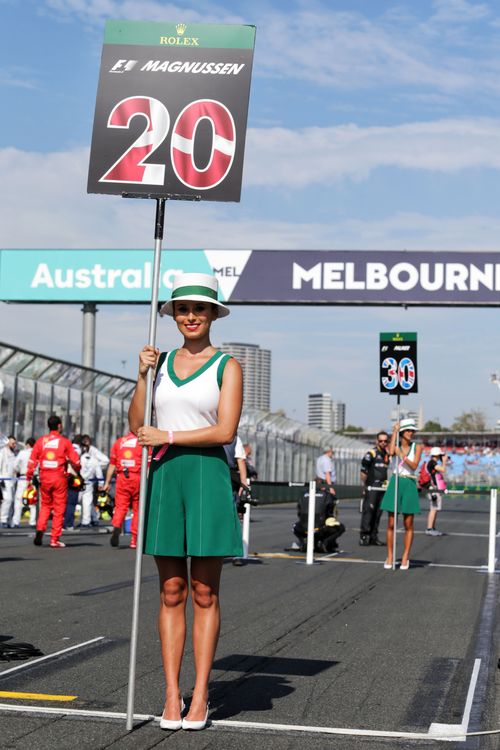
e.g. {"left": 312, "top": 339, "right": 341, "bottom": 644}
{"left": 2, "top": 0, "right": 500, "bottom": 430}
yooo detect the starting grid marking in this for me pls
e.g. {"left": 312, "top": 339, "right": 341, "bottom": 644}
{"left": 0, "top": 703, "right": 470, "bottom": 742}
{"left": 0, "top": 657, "right": 494, "bottom": 743}
{"left": 250, "top": 552, "right": 495, "bottom": 571}
{"left": 0, "top": 691, "right": 77, "bottom": 702}
{"left": 0, "top": 649, "right": 496, "bottom": 743}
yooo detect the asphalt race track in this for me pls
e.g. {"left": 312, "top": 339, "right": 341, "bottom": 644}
{"left": 0, "top": 496, "right": 499, "bottom": 749}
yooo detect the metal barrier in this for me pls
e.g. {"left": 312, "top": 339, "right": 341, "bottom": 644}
{"left": 488, "top": 488, "right": 497, "bottom": 573}
{"left": 306, "top": 480, "right": 316, "bottom": 565}
{"left": 242, "top": 502, "right": 251, "bottom": 559}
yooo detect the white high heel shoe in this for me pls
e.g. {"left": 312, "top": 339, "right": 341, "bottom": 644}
{"left": 159, "top": 698, "right": 185, "bottom": 730}
{"left": 182, "top": 702, "right": 209, "bottom": 730}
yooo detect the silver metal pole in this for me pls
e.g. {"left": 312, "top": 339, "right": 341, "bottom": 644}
{"left": 392, "top": 397, "right": 401, "bottom": 571}
{"left": 306, "top": 480, "right": 316, "bottom": 565}
{"left": 82, "top": 302, "right": 97, "bottom": 369}
{"left": 126, "top": 198, "right": 165, "bottom": 731}
{"left": 487, "top": 488, "right": 497, "bottom": 573}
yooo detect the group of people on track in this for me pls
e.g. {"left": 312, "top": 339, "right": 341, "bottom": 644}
{"left": 8, "top": 418, "right": 143, "bottom": 549}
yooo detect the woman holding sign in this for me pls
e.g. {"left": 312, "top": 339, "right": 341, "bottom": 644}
{"left": 380, "top": 419, "right": 422, "bottom": 570}
{"left": 129, "top": 273, "right": 243, "bottom": 731}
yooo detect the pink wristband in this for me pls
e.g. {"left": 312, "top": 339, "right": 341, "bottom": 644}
{"left": 153, "top": 430, "right": 174, "bottom": 462}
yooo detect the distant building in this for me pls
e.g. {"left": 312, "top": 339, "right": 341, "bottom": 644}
{"left": 219, "top": 342, "right": 271, "bottom": 410}
{"left": 332, "top": 401, "right": 346, "bottom": 432}
{"left": 308, "top": 393, "right": 333, "bottom": 431}
{"left": 390, "top": 405, "right": 424, "bottom": 429}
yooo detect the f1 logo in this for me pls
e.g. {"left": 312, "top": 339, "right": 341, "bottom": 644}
{"left": 110, "top": 59, "right": 138, "bottom": 73}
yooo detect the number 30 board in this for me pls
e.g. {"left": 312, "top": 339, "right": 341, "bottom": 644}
{"left": 87, "top": 20, "right": 256, "bottom": 202}
{"left": 379, "top": 332, "right": 418, "bottom": 395}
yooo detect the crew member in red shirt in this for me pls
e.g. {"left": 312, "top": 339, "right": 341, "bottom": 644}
{"left": 104, "top": 431, "right": 143, "bottom": 549}
{"left": 27, "top": 415, "right": 81, "bottom": 548}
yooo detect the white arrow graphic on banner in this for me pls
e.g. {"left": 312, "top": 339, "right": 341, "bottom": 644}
{"left": 204, "top": 250, "right": 252, "bottom": 301}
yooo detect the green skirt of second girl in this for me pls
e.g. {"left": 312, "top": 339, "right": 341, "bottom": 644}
{"left": 380, "top": 474, "right": 421, "bottom": 515}
{"left": 143, "top": 445, "right": 243, "bottom": 557}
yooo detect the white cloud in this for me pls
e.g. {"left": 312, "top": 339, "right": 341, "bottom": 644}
{"left": 0, "top": 144, "right": 327, "bottom": 248}
{"left": 431, "top": 0, "right": 491, "bottom": 23}
{"left": 257, "top": 8, "right": 469, "bottom": 92}
{"left": 3, "top": 117, "right": 500, "bottom": 219}
{"left": 245, "top": 118, "right": 500, "bottom": 186}
{"left": 329, "top": 212, "right": 500, "bottom": 250}
{"left": 40, "top": 0, "right": 500, "bottom": 98}
{"left": 42, "top": 0, "right": 242, "bottom": 26}
{"left": 0, "top": 68, "right": 37, "bottom": 90}
{"left": 3, "top": 120, "right": 500, "bottom": 249}
{"left": 255, "top": 3, "right": 500, "bottom": 96}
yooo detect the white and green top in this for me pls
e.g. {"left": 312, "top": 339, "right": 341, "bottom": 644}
{"left": 396, "top": 441, "right": 417, "bottom": 477}
{"left": 153, "top": 350, "right": 231, "bottom": 432}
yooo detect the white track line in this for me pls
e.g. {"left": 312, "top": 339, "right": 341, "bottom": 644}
{"left": 316, "top": 555, "right": 483, "bottom": 571}
{"left": 428, "top": 658, "right": 481, "bottom": 741}
{"left": 0, "top": 704, "right": 154, "bottom": 721}
{"left": 211, "top": 718, "right": 434, "bottom": 739}
{"left": 0, "top": 637, "right": 105, "bottom": 678}
{"left": 416, "top": 531, "right": 492, "bottom": 539}
{"left": 0, "top": 704, "right": 477, "bottom": 742}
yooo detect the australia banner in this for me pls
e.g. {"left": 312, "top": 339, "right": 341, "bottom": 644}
{"left": 2, "top": 250, "right": 500, "bottom": 306}
{"left": 87, "top": 20, "right": 256, "bottom": 201}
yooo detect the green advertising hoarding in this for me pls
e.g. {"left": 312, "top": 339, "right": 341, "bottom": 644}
{"left": 0, "top": 249, "right": 251, "bottom": 303}
{"left": 3, "top": 250, "right": 500, "bottom": 306}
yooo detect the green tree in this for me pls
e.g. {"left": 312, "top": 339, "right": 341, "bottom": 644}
{"left": 423, "top": 419, "right": 448, "bottom": 432}
{"left": 343, "top": 425, "right": 364, "bottom": 433}
{"left": 451, "top": 409, "right": 487, "bottom": 432}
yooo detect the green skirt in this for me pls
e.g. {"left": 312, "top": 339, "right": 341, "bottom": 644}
{"left": 380, "top": 474, "right": 420, "bottom": 515}
{"left": 143, "top": 445, "right": 243, "bottom": 557}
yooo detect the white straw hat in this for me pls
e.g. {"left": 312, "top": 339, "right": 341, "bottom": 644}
{"left": 160, "top": 273, "right": 230, "bottom": 318}
{"left": 399, "top": 418, "right": 417, "bottom": 432}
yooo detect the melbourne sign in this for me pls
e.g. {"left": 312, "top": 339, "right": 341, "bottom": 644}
{"left": 2, "top": 250, "right": 500, "bottom": 305}
{"left": 88, "top": 20, "right": 256, "bottom": 201}
{"left": 379, "top": 332, "right": 418, "bottom": 396}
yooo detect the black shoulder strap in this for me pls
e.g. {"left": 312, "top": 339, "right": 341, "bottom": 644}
{"left": 155, "top": 351, "right": 168, "bottom": 378}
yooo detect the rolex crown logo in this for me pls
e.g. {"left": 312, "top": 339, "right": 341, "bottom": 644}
{"left": 176, "top": 23, "right": 187, "bottom": 35}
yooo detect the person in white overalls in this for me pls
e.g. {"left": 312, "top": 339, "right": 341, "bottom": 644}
{"left": 78, "top": 438, "right": 104, "bottom": 527}
{"left": 0, "top": 436, "right": 18, "bottom": 527}
{"left": 13, "top": 437, "right": 36, "bottom": 527}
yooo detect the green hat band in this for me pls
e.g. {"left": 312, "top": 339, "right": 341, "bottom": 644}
{"left": 171, "top": 285, "right": 218, "bottom": 301}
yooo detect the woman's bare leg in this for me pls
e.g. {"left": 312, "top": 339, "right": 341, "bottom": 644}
{"left": 185, "top": 556, "right": 224, "bottom": 721}
{"left": 385, "top": 512, "right": 394, "bottom": 564}
{"left": 155, "top": 556, "right": 189, "bottom": 719}
{"left": 401, "top": 514, "right": 414, "bottom": 564}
